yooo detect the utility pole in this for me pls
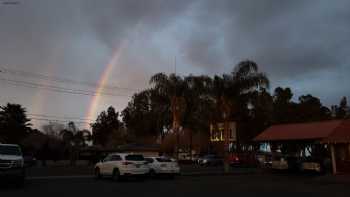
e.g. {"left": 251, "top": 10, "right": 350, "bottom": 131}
{"left": 174, "top": 56, "right": 177, "bottom": 76}
{"left": 172, "top": 56, "right": 180, "bottom": 160}
{"left": 221, "top": 97, "right": 231, "bottom": 173}
{"left": 172, "top": 96, "right": 181, "bottom": 159}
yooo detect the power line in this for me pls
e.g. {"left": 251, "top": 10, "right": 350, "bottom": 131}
{"left": 0, "top": 77, "right": 131, "bottom": 97}
{"left": 29, "top": 117, "right": 92, "bottom": 125}
{"left": 27, "top": 113, "right": 94, "bottom": 121}
{"left": 0, "top": 66, "right": 139, "bottom": 92}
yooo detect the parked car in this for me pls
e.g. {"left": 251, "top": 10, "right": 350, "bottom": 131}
{"left": 256, "top": 152, "right": 272, "bottom": 168}
{"left": 300, "top": 157, "right": 327, "bottom": 173}
{"left": 228, "top": 153, "right": 259, "bottom": 167}
{"left": 271, "top": 154, "right": 300, "bottom": 172}
{"left": 227, "top": 154, "right": 240, "bottom": 166}
{"left": 145, "top": 157, "right": 180, "bottom": 177}
{"left": 23, "top": 155, "right": 37, "bottom": 167}
{"left": 271, "top": 154, "right": 289, "bottom": 170}
{"left": 94, "top": 153, "right": 149, "bottom": 181}
{"left": 0, "top": 144, "right": 26, "bottom": 184}
{"left": 198, "top": 154, "right": 223, "bottom": 166}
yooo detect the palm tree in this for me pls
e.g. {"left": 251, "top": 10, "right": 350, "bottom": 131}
{"left": 183, "top": 75, "right": 214, "bottom": 157}
{"left": 210, "top": 60, "right": 269, "bottom": 150}
{"left": 60, "top": 122, "right": 92, "bottom": 166}
{"left": 74, "top": 129, "right": 92, "bottom": 147}
{"left": 60, "top": 129, "right": 74, "bottom": 146}
{"left": 150, "top": 73, "right": 187, "bottom": 157}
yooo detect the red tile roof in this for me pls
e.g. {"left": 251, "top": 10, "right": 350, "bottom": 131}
{"left": 254, "top": 120, "right": 350, "bottom": 143}
{"left": 324, "top": 120, "right": 350, "bottom": 143}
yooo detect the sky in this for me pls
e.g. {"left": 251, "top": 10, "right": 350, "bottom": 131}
{"left": 0, "top": 0, "right": 349, "bottom": 130}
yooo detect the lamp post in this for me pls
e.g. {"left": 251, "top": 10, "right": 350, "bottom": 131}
{"left": 172, "top": 96, "right": 181, "bottom": 160}
{"left": 223, "top": 112, "right": 230, "bottom": 173}
{"left": 220, "top": 97, "right": 231, "bottom": 173}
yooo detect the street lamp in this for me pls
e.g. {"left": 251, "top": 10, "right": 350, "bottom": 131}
{"left": 222, "top": 104, "right": 231, "bottom": 173}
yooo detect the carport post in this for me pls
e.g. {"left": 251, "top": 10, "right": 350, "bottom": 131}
{"left": 330, "top": 144, "right": 337, "bottom": 174}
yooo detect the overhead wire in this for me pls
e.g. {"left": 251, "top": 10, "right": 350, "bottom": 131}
{"left": 0, "top": 77, "right": 131, "bottom": 97}
{"left": 0, "top": 66, "right": 139, "bottom": 92}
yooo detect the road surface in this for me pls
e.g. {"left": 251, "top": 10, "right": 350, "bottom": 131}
{"left": 1, "top": 174, "right": 349, "bottom": 197}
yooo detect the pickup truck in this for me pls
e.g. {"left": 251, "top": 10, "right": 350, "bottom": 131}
{"left": 0, "top": 144, "right": 26, "bottom": 184}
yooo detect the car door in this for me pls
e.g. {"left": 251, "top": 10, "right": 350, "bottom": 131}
{"left": 100, "top": 155, "right": 112, "bottom": 175}
{"left": 107, "top": 155, "right": 122, "bottom": 175}
{"left": 145, "top": 158, "right": 156, "bottom": 170}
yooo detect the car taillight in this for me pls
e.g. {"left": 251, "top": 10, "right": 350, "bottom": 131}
{"left": 123, "top": 161, "right": 132, "bottom": 165}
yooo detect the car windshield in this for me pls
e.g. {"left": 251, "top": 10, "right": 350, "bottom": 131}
{"left": 145, "top": 158, "right": 154, "bottom": 163}
{"left": 156, "top": 158, "right": 172, "bottom": 162}
{"left": 125, "top": 154, "right": 145, "bottom": 161}
{"left": 0, "top": 145, "right": 22, "bottom": 156}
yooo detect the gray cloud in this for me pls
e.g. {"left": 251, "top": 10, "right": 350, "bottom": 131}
{"left": 0, "top": 0, "right": 349, "bottom": 129}
{"left": 181, "top": 0, "right": 350, "bottom": 79}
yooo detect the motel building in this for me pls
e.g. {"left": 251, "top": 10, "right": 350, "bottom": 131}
{"left": 209, "top": 122, "right": 237, "bottom": 154}
{"left": 254, "top": 119, "right": 350, "bottom": 174}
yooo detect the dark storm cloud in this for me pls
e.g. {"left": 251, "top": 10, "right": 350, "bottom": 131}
{"left": 1, "top": 0, "right": 349, "bottom": 124}
{"left": 0, "top": 0, "right": 193, "bottom": 81}
{"left": 81, "top": 0, "right": 192, "bottom": 49}
{"left": 180, "top": 0, "right": 350, "bottom": 80}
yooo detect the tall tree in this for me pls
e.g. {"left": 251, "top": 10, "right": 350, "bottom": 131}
{"left": 246, "top": 88, "right": 274, "bottom": 141}
{"left": 272, "top": 87, "right": 297, "bottom": 123}
{"left": 210, "top": 60, "right": 270, "bottom": 144}
{"left": 335, "top": 96, "right": 348, "bottom": 119}
{"left": 42, "top": 122, "right": 65, "bottom": 138}
{"left": 91, "top": 106, "right": 122, "bottom": 147}
{"left": 149, "top": 73, "right": 187, "bottom": 134}
{"left": 0, "top": 103, "right": 31, "bottom": 143}
{"left": 183, "top": 75, "right": 215, "bottom": 154}
{"left": 297, "top": 94, "right": 331, "bottom": 122}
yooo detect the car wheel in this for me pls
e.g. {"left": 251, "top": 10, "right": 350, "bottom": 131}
{"left": 149, "top": 169, "right": 156, "bottom": 178}
{"left": 94, "top": 168, "right": 101, "bottom": 179}
{"left": 112, "top": 168, "right": 120, "bottom": 182}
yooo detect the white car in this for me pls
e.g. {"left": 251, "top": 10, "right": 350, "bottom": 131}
{"left": 0, "top": 144, "right": 25, "bottom": 184}
{"left": 301, "top": 162, "right": 321, "bottom": 172}
{"left": 301, "top": 157, "right": 323, "bottom": 173}
{"left": 145, "top": 157, "right": 180, "bottom": 177}
{"left": 94, "top": 153, "right": 149, "bottom": 181}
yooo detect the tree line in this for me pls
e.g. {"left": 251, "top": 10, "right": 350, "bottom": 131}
{"left": 1, "top": 60, "right": 349, "bottom": 157}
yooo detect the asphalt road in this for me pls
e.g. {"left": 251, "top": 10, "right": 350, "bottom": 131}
{"left": 25, "top": 165, "right": 256, "bottom": 177}
{"left": 1, "top": 174, "right": 349, "bottom": 197}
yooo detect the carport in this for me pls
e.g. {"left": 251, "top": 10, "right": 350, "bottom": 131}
{"left": 254, "top": 119, "right": 350, "bottom": 174}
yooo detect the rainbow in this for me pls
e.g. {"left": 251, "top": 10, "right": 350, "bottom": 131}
{"left": 85, "top": 47, "right": 123, "bottom": 129}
